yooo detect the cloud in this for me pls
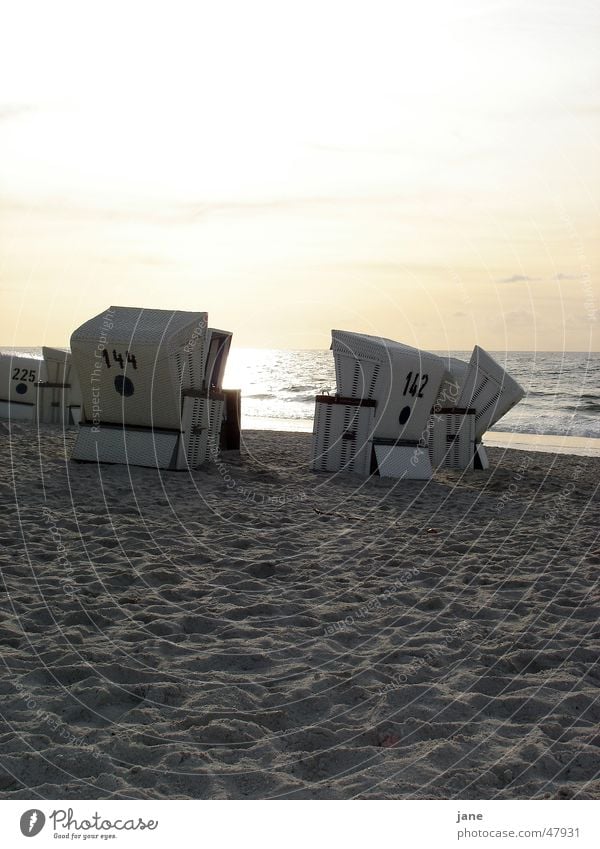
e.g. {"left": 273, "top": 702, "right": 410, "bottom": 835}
{"left": 502, "top": 309, "right": 534, "bottom": 325}
{"left": 498, "top": 272, "right": 584, "bottom": 285}
{"left": 496, "top": 274, "right": 539, "bottom": 284}
{"left": 332, "top": 261, "right": 486, "bottom": 277}
{"left": 0, "top": 103, "right": 34, "bottom": 122}
{"left": 95, "top": 253, "right": 178, "bottom": 268}
{"left": 0, "top": 192, "right": 420, "bottom": 227}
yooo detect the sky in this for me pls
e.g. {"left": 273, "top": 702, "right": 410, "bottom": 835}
{"left": 0, "top": 0, "right": 599, "bottom": 351}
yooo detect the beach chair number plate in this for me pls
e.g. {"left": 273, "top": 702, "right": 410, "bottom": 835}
{"left": 101, "top": 349, "right": 138, "bottom": 370}
{"left": 12, "top": 368, "right": 36, "bottom": 382}
{"left": 403, "top": 371, "right": 428, "bottom": 398}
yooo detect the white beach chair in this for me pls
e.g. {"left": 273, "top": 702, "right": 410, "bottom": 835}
{"left": 455, "top": 345, "right": 525, "bottom": 468}
{"left": 313, "top": 330, "right": 448, "bottom": 479}
{"left": 0, "top": 352, "right": 42, "bottom": 422}
{"left": 69, "top": 306, "right": 233, "bottom": 469}
{"left": 0, "top": 348, "right": 81, "bottom": 425}
{"left": 428, "top": 347, "right": 525, "bottom": 470}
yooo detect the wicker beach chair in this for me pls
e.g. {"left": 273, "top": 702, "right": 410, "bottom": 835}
{"left": 0, "top": 348, "right": 81, "bottom": 425}
{"left": 313, "top": 330, "right": 448, "bottom": 479}
{"left": 427, "top": 347, "right": 525, "bottom": 470}
{"left": 69, "top": 306, "right": 234, "bottom": 469}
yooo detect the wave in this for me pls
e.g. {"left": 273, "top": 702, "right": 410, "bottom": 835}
{"left": 282, "top": 394, "right": 317, "bottom": 404}
{"left": 492, "top": 423, "right": 600, "bottom": 439}
{"left": 562, "top": 402, "right": 600, "bottom": 413}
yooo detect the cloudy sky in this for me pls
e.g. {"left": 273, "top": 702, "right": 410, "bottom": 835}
{"left": 1, "top": 0, "right": 598, "bottom": 350}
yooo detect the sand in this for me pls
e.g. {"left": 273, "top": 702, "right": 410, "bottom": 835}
{"left": 0, "top": 422, "right": 599, "bottom": 799}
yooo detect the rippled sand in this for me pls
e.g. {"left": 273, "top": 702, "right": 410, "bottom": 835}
{"left": 0, "top": 423, "right": 598, "bottom": 799}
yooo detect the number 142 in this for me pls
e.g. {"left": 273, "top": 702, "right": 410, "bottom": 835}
{"left": 403, "top": 371, "right": 429, "bottom": 398}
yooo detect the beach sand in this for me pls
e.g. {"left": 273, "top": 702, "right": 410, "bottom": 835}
{"left": 0, "top": 423, "right": 599, "bottom": 799}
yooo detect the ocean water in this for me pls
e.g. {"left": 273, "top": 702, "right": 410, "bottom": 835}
{"left": 223, "top": 349, "right": 600, "bottom": 439}
{"left": 3, "top": 347, "right": 599, "bottom": 439}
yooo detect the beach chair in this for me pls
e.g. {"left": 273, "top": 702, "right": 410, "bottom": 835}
{"left": 428, "top": 347, "right": 525, "bottom": 470}
{"left": 0, "top": 348, "right": 81, "bottom": 425}
{"left": 455, "top": 345, "right": 525, "bottom": 468}
{"left": 0, "top": 352, "right": 42, "bottom": 422}
{"left": 313, "top": 330, "right": 447, "bottom": 479}
{"left": 69, "top": 306, "right": 233, "bottom": 469}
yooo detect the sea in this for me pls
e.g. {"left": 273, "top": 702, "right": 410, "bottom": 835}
{"left": 222, "top": 349, "right": 600, "bottom": 440}
{"left": 3, "top": 348, "right": 600, "bottom": 440}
